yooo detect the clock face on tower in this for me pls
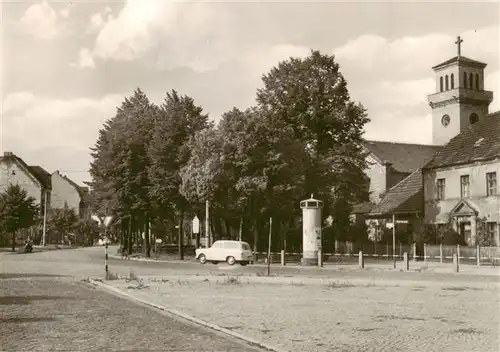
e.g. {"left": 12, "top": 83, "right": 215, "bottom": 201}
{"left": 441, "top": 114, "right": 450, "bottom": 127}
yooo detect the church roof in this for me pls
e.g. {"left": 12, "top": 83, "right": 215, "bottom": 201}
{"left": 432, "top": 56, "right": 487, "bottom": 70}
{"left": 424, "top": 111, "right": 500, "bottom": 169}
{"left": 363, "top": 140, "right": 441, "bottom": 174}
{"left": 369, "top": 169, "right": 423, "bottom": 216}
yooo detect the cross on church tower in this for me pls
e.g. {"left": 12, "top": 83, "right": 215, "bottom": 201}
{"left": 455, "top": 36, "right": 463, "bottom": 57}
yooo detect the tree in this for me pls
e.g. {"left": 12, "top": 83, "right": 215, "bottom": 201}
{"left": 148, "top": 90, "right": 210, "bottom": 259}
{"left": 74, "top": 217, "right": 100, "bottom": 246}
{"left": 46, "top": 204, "right": 78, "bottom": 244}
{"left": 89, "top": 88, "right": 156, "bottom": 256}
{"left": 256, "top": 50, "right": 370, "bottom": 243}
{"left": 0, "top": 184, "right": 39, "bottom": 251}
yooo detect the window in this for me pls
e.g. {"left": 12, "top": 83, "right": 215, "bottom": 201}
{"left": 460, "top": 175, "right": 470, "bottom": 198}
{"left": 463, "top": 72, "right": 468, "bottom": 88}
{"left": 475, "top": 73, "right": 480, "bottom": 90}
{"left": 450, "top": 73, "right": 455, "bottom": 89}
{"left": 437, "top": 178, "right": 446, "bottom": 200}
{"left": 487, "top": 223, "right": 497, "bottom": 245}
{"left": 469, "top": 113, "right": 479, "bottom": 125}
{"left": 440, "top": 77, "right": 443, "bottom": 92}
{"left": 445, "top": 75, "right": 449, "bottom": 90}
{"left": 487, "top": 172, "right": 497, "bottom": 196}
{"left": 469, "top": 73, "right": 473, "bottom": 89}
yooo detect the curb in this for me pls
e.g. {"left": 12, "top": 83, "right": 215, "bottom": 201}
{"left": 88, "top": 278, "right": 287, "bottom": 352}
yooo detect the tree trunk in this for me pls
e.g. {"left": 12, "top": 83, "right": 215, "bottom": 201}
{"left": 127, "top": 216, "right": 133, "bottom": 255}
{"left": 224, "top": 219, "right": 231, "bottom": 240}
{"left": 210, "top": 218, "right": 216, "bottom": 244}
{"left": 144, "top": 215, "right": 150, "bottom": 258}
{"left": 11, "top": 232, "right": 16, "bottom": 252}
{"left": 178, "top": 212, "right": 184, "bottom": 260}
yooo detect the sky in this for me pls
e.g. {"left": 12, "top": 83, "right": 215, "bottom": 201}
{"left": 1, "top": 0, "right": 499, "bottom": 186}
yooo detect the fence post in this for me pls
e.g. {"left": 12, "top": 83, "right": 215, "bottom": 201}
{"left": 453, "top": 253, "right": 459, "bottom": 273}
{"left": 457, "top": 244, "right": 461, "bottom": 266}
{"left": 281, "top": 249, "right": 285, "bottom": 266}
{"left": 403, "top": 252, "right": 409, "bottom": 271}
{"left": 413, "top": 242, "right": 417, "bottom": 263}
{"left": 399, "top": 242, "right": 402, "bottom": 259}
{"left": 105, "top": 241, "right": 108, "bottom": 279}
{"left": 423, "top": 243, "right": 427, "bottom": 263}
{"left": 334, "top": 240, "right": 339, "bottom": 253}
{"left": 318, "top": 248, "right": 323, "bottom": 268}
{"left": 359, "top": 251, "right": 364, "bottom": 269}
{"left": 439, "top": 243, "right": 443, "bottom": 263}
{"left": 476, "top": 244, "right": 480, "bottom": 267}
{"left": 386, "top": 243, "right": 389, "bottom": 260}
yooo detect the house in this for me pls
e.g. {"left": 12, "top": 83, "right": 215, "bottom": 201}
{"left": 0, "top": 152, "right": 52, "bottom": 209}
{"left": 51, "top": 170, "right": 89, "bottom": 217}
{"left": 352, "top": 38, "right": 500, "bottom": 247}
{"left": 423, "top": 113, "right": 500, "bottom": 246}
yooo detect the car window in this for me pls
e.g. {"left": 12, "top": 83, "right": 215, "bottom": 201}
{"left": 212, "top": 242, "right": 223, "bottom": 249}
{"left": 224, "top": 242, "right": 239, "bottom": 249}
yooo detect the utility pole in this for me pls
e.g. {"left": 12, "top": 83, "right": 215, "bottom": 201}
{"left": 42, "top": 190, "right": 48, "bottom": 246}
{"left": 392, "top": 213, "right": 396, "bottom": 269}
{"left": 267, "top": 217, "right": 272, "bottom": 276}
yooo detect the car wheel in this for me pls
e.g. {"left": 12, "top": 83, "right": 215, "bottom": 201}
{"left": 199, "top": 254, "right": 207, "bottom": 264}
{"left": 240, "top": 261, "right": 248, "bottom": 266}
{"left": 211, "top": 261, "right": 219, "bottom": 265}
{"left": 226, "top": 256, "right": 236, "bottom": 265}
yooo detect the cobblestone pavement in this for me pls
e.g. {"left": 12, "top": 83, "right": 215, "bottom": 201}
{"left": 108, "top": 277, "right": 500, "bottom": 352}
{"left": 0, "top": 275, "right": 264, "bottom": 352}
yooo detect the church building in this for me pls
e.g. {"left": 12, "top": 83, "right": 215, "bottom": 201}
{"left": 353, "top": 37, "right": 500, "bottom": 247}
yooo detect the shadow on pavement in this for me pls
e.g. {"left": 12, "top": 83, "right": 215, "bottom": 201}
{"left": 0, "top": 273, "right": 67, "bottom": 279}
{"left": 0, "top": 317, "right": 57, "bottom": 323}
{"left": 0, "top": 295, "right": 77, "bottom": 305}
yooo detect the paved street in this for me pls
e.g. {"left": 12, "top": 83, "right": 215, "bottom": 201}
{"left": 1, "top": 246, "right": 498, "bottom": 286}
{"left": 0, "top": 274, "right": 263, "bottom": 352}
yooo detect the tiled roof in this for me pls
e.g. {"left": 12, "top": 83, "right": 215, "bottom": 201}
{"left": 28, "top": 166, "right": 52, "bottom": 190}
{"left": 424, "top": 112, "right": 500, "bottom": 169}
{"left": 369, "top": 169, "right": 423, "bottom": 215}
{"left": 363, "top": 140, "right": 441, "bottom": 173}
{"left": 352, "top": 201, "right": 375, "bottom": 214}
{"left": 0, "top": 153, "right": 52, "bottom": 190}
{"left": 432, "top": 56, "right": 487, "bottom": 70}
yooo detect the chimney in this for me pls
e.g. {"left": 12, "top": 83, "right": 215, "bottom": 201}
{"left": 3, "top": 152, "right": 13, "bottom": 157}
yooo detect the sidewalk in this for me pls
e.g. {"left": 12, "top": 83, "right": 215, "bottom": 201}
{"left": 108, "top": 254, "right": 500, "bottom": 276}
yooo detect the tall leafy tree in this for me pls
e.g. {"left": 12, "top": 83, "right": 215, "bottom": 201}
{"left": 89, "top": 88, "right": 155, "bottom": 256}
{"left": 148, "top": 90, "right": 210, "bottom": 258}
{"left": 256, "top": 50, "right": 370, "bottom": 238}
{"left": 0, "top": 184, "right": 39, "bottom": 251}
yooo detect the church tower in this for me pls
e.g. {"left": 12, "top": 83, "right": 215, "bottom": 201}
{"left": 428, "top": 36, "right": 493, "bottom": 145}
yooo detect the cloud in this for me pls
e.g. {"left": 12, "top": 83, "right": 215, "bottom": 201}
{"left": 70, "top": 48, "right": 96, "bottom": 69}
{"left": 18, "top": 1, "right": 63, "bottom": 40}
{"left": 87, "top": 6, "right": 112, "bottom": 34}
{"left": 60, "top": 8, "right": 70, "bottom": 18}
{"left": 2, "top": 92, "right": 124, "bottom": 154}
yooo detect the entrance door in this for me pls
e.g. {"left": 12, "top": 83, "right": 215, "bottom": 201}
{"left": 459, "top": 221, "right": 472, "bottom": 245}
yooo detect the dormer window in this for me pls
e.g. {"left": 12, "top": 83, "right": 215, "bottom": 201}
{"left": 474, "top": 137, "right": 484, "bottom": 147}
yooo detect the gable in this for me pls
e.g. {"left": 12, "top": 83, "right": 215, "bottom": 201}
{"left": 363, "top": 140, "right": 441, "bottom": 173}
{"left": 0, "top": 154, "right": 44, "bottom": 189}
{"left": 450, "top": 199, "right": 478, "bottom": 216}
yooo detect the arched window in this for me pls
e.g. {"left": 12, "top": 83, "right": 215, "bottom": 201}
{"left": 469, "top": 73, "right": 473, "bottom": 89}
{"left": 445, "top": 75, "right": 449, "bottom": 90}
{"left": 440, "top": 77, "right": 444, "bottom": 92}
{"left": 469, "top": 113, "right": 479, "bottom": 125}
{"left": 463, "top": 72, "right": 468, "bottom": 88}
{"left": 475, "top": 73, "right": 480, "bottom": 90}
{"left": 450, "top": 73, "right": 455, "bottom": 89}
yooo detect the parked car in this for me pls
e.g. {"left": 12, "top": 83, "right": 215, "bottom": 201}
{"left": 195, "top": 240, "right": 253, "bottom": 266}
